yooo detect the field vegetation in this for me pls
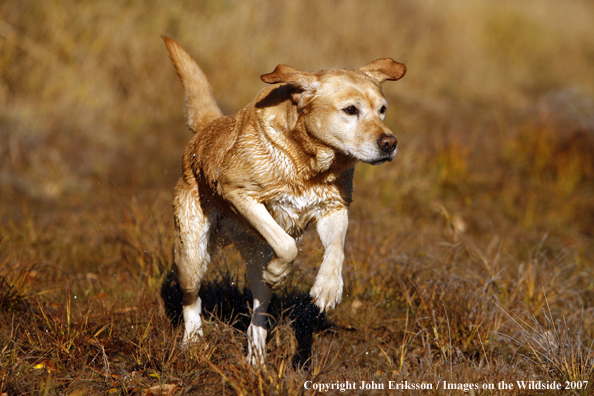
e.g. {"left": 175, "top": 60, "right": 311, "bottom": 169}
{"left": 1, "top": 0, "right": 594, "bottom": 394}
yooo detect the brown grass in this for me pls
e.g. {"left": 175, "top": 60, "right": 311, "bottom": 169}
{"left": 2, "top": 0, "right": 594, "bottom": 394}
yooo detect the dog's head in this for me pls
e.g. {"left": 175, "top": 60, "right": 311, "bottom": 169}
{"left": 261, "top": 59, "right": 406, "bottom": 165}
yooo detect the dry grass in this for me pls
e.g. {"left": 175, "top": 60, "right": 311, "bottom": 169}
{"left": 2, "top": 0, "right": 594, "bottom": 394}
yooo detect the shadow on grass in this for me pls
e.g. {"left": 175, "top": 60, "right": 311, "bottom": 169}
{"left": 160, "top": 270, "right": 331, "bottom": 368}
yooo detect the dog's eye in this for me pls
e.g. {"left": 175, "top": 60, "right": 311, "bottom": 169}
{"left": 380, "top": 105, "right": 387, "bottom": 114}
{"left": 343, "top": 105, "right": 359, "bottom": 116}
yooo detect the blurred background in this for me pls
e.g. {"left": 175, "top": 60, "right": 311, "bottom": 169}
{"left": 1, "top": 0, "right": 594, "bottom": 391}
{"left": 2, "top": 0, "right": 594, "bottom": 290}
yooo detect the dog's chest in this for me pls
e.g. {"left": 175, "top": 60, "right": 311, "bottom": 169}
{"left": 265, "top": 189, "right": 340, "bottom": 238}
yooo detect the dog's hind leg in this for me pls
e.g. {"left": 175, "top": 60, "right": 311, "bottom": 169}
{"left": 173, "top": 180, "right": 212, "bottom": 346}
{"left": 236, "top": 236, "right": 274, "bottom": 365}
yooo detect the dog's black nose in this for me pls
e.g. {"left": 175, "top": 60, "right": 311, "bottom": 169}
{"left": 378, "top": 135, "right": 398, "bottom": 153}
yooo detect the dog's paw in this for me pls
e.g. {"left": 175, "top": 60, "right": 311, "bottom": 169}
{"left": 182, "top": 303, "right": 204, "bottom": 347}
{"left": 180, "top": 327, "right": 203, "bottom": 349}
{"left": 262, "top": 268, "right": 292, "bottom": 290}
{"left": 247, "top": 323, "right": 267, "bottom": 366}
{"left": 309, "top": 276, "right": 343, "bottom": 312}
{"left": 262, "top": 257, "right": 293, "bottom": 290}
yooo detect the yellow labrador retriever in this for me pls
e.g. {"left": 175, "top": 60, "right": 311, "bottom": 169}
{"left": 163, "top": 36, "right": 406, "bottom": 364}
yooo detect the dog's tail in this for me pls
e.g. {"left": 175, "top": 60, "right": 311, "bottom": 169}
{"left": 162, "top": 36, "right": 222, "bottom": 133}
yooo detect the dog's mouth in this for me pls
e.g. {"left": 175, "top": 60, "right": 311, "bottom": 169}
{"left": 368, "top": 157, "right": 391, "bottom": 166}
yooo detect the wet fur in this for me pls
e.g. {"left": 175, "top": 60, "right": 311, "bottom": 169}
{"left": 162, "top": 36, "right": 406, "bottom": 364}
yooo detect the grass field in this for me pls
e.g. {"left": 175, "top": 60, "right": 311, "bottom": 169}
{"left": 1, "top": 0, "right": 594, "bottom": 394}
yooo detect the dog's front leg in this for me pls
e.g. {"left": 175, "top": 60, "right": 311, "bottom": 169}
{"left": 225, "top": 191, "right": 298, "bottom": 289}
{"left": 311, "top": 208, "right": 348, "bottom": 312}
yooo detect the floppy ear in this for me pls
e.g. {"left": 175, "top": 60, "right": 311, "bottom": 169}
{"left": 359, "top": 58, "right": 407, "bottom": 83}
{"left": 261, "top": 64, "right": 320, "bottom": 91}
{"left": 261, "top": 64, "right": 320, "bottom": 111}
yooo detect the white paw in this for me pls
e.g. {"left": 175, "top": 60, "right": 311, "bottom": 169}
{"left": 262, "top": 257, "right": 293, "bottom": 290}
{"left": 247, "top": 324, "right": 267, "bottom": 366}
{"left": 310, "top": 275, "right": 343, "bottom": 312}
{"left": 181, "top": 300, "right": 204, "bottom": 347}
{"left": 180, "top": 327, "right": 203, "bottom": 348}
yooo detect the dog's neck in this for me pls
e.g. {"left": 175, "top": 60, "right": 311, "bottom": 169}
{"left": 254, "top": 85, "right": 356, "bottom": 184}
{"left": 289, "top": 115, "right": 355, "bottom": 179}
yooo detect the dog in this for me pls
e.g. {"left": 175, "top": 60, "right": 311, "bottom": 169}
{"left": 162, "top": 36, "right": 406, "bottom": 364}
